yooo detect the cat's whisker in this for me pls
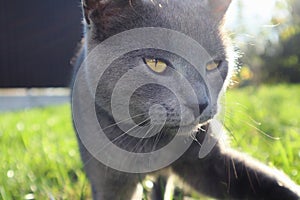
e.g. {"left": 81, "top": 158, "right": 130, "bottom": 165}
{"left": 197, "top": 126, "right": 206, "bottom": 132}
{"left": 81, "top": 118, "right": 151, "bottom": 167}
{"left": 223, "top": 123, "right": 238, "bottom": 144}
{"left": 223, "top": 113, "right": 280, "bottom": 140}
{"left": 134, "top": 125, "right": 161, "bottom": 169}
{"left": 190, "top": 131, "right": 202, "bottom": 147}
{"left": 219, "top": 100, "right": 249, "bottom": 108}
{"left": 101, "top": 112, "right": 148, "bottom": 131}
{"left": 88, "top": 117, "right": 152, "bottom": 159}
{"left": 245, "top": 121, "right": 280, "bottom": 140}
{"left": 151, "top": 126, "right": 165, "bottom": 152}
{"left": 144, "top": 124, "right": 167, "bottom": 154}
{"left": 122, "top": 117, "right": 151, "bottom": 136}
{"left": 132, "top": 124, "right": 156, "bottom": 152}
{"left": 117, "top": 117, "right": 153, "bottom": 151}
{"left": 221, "top": 101, "right": 264, "bottom": 129}
{"left": 223, "top": 105, "right": 263, "bottom": 126}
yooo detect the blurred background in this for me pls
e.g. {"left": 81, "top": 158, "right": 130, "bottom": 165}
{"left": 0, "top": 0, "right": 299, "bottom": 199}
{"left": 0, "top": 0, "right": 81, "bottom": 88}
{"left": 226, "top": 0, "right": 300, "bottom": 86}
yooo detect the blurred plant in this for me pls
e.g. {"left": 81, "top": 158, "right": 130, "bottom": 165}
{"left": 227, "top": 0, "right": 300, "bottom": 85}
{"left": 260, "top": 0, "right": 300, "bottom": 83}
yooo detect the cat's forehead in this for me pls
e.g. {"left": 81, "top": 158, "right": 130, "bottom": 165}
{"left": 146, "top": 2, "right": 212, "bottom": 24}
{"left": 131, "top": 0, "right": 218, "bottom": 31}
{"left": 138, "top": 0, "right": 222, "bottom": 46}
{"left": 88, "top": 0, "right": 227, "bottom": 57}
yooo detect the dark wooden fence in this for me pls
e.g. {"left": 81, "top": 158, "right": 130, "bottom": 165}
{"left": 0, "top": 0, "right": 82, "bottom": 87}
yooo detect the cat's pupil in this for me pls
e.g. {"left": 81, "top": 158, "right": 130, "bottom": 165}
{"left": 144, "top": 58, "right": 168, "bottom": 73}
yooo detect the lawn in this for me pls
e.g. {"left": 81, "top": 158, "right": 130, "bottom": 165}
{"left": 0, "top": 85, "right": 299, "bottom": 199}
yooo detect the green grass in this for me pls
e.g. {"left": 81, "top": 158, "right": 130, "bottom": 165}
{"left": 0, "top": 105, "right": 91, "bottom": 200}
{"left": 0, "top": 84, "right": 299, "bottom": 199}
{"left": 224, "top": 84, "right": 300, "bottom": 184}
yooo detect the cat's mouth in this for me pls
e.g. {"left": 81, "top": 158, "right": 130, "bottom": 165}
{"left": 163, "top": 117, "right": 211, "bottom": 133}
{"left": 130, "top": 109, "right": 214, "bottom": 132}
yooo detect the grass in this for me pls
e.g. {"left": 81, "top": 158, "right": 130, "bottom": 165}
{"left": 0, "top": 84, "right": 299, "bottom": 199}
{"left": 0, "top": 106, "right": 91, "bottom": 200}
{"left": 224, "top": 84, "right": 300, "bottom": 183}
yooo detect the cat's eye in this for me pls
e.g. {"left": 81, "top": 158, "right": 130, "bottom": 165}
{"left": 144, "top": 58, "right": 167, "bottom": 73}
{"left": 206, "top": 60, "right": 221, "bottom": 71}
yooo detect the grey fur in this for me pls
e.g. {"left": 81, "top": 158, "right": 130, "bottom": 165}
{"left": 72, "top": 0, "right": 300, "bottom": 199}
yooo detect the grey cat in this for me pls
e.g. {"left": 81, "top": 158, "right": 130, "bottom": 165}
{"left": 72, "top": 0, "right": 300, "bottom": 199}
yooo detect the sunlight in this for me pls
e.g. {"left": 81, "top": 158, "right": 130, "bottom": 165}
{"left": 225, "top": 0, "right": 290, "bottom": 48}
{"left": 226, "top": 0, "right": 289, "bottom": 33}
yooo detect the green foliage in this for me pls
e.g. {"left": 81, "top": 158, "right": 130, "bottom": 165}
{"left": 0, "top": 85, "right": 299, "bottom": 199}
{"left": 260, "top": 30, "right": 300, "bottom": 83}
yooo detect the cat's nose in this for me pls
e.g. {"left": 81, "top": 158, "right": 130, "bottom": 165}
{"left": 189, "top": 101, "right": 209, "bottom": 117}
{"left": 199, "top": 101, "right": 209, "bottom": 114}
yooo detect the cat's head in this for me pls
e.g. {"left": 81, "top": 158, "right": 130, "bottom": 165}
{"left": 82, "top": 0, "right": 233, "bottom": 132}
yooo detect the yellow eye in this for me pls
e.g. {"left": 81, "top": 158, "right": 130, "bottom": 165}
{"left": 144, "top": 58, "right": 167, "bottom": 73}
{"left": 206, "top": 60, "right": 221, "bottom": 71}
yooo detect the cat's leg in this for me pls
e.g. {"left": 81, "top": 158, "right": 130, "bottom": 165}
{"left": 78, "top": 142, "right": 143, "bottom": 200}
{"left": 172, "top": 138, "right": 300, "bottom": 199}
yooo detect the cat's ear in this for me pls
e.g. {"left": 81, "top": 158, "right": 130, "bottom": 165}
{"left": 82, "top": 0, "right": 100, "bottom": 24}
{"left": 82, "top": 0, "right": 129, "bottom": 24}
{"left": 203, "top": 0, "right": 232, "bottom": 21}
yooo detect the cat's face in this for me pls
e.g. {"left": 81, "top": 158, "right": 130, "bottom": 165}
{"left": 83, "top": 0, "right": 232, "bottom": 131}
